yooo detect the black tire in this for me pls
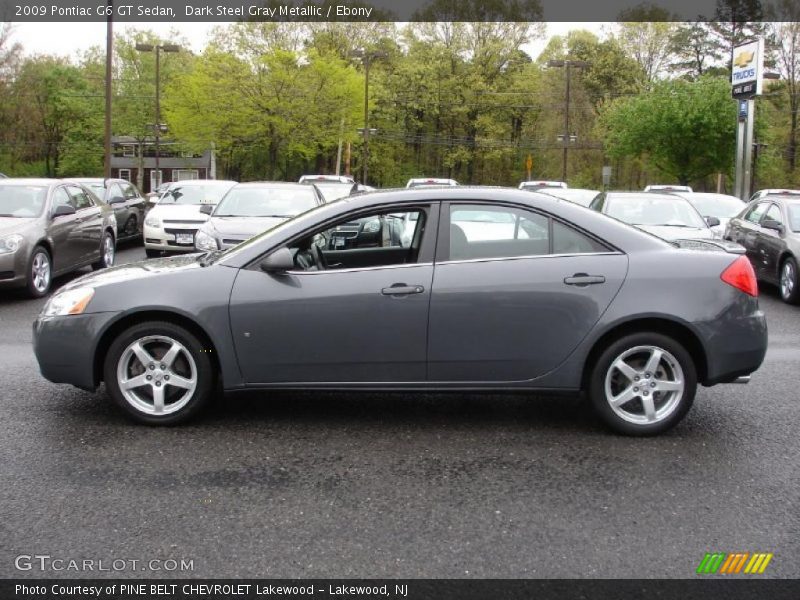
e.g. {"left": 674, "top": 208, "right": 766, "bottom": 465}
{"left": 92, "top": 231, "right": 115, "bottom": 271}
{"left": 145, "top": 249, "right": 161, "bottom": 259}
{"left": 123, "top": 215, "right": 138, "bottom": 239}
{"left": 103, "top": 321, "right": 216, "bottom": 425}
{"left": 25, "top": 245, "right": 52, "bottom": 298}
{"left": 779, "top": 256, "right": 800, "bottom": 305}
{"left": 588, "top": 332, "right": 697, "bottom": 436}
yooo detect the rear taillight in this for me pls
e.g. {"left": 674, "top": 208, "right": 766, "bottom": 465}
{"left": 720, "top": 255, "right": 758, "bottom": 296}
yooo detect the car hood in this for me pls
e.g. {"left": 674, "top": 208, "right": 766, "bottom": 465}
{"left": 58, "top": 254, "right": 205, "bottom": 292}
{"left": 636, "top": 225, "right": 715, "bottom": 241}
{"left": 207, "top": 216, "right": 288, "bottom": 237}
{"left": 0, "top": 217, "right": 38, "bottom": 235}
{"left": 149, "top": 204, "right": 210, "bottom": 221}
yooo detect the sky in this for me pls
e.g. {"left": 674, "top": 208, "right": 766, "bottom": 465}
{"left": 10, "top": 21, "right": 609, "bottom": 61}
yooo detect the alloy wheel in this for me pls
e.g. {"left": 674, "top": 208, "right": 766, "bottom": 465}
{"left": 116, "top": 335, "right": 197, "bottom": 416}
{"left": 103, "top": 235, "right": 115, "bottom": 267}
{"left": 604, "top": 345, "right": 685, "bottom": 425}
{"left": 31, "top": 252, "right": 51, "bottom": 293}
{"left": 781, "top": 261, "right": 795, "bottom": 300}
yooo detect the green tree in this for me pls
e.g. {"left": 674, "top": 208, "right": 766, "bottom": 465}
{"left": 599, "top": 76, "right": 737, "bottom": 184}
{"left": 615, "top": 4, "right": 678, "bottom": 83}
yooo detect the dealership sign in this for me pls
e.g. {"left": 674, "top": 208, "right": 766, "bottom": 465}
{"left": 731, "top": 39, "right": 764, "bottom": 99}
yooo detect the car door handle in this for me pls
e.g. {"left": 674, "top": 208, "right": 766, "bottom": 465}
{"left": 381, "top": 284, "right": 424, "bottom": 296}
{"left": 563, "top": 273, "right": 606, "bottom": 286}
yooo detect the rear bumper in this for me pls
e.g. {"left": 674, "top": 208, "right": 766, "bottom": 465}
{"left": 33, "top": 312, "right": 118, "bottom": 391}
{"left": 695, "top": 309, "right": 768, "bottom": 386}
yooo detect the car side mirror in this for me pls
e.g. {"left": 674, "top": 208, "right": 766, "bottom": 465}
{"left": 260, "top": 247, "right": 295, "bottom": 273}
{"left": 52, "top": 204, "right": 76, "bottom": 218}
{"left": 761, "top": 218, "right": 784, "bottom": 233}
{"left": 199, "top": 204, "right": 214, "bottom": 215}
{"left": 705, "top": 216, "right": 721, "bottom": 228}
{"left": 108, "top": 195, "right": 126, "bottom": 205}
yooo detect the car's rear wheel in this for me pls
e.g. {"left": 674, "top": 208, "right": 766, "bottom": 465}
{"left": 124, "top": 215, "right": 138, "bottom": 238}
{"left": 26, "top": 245, "right": 52, "bottom": 298}
{"left": 779, "top": 257, "right": 800, "bottom": 305}
{"left": 589, "top": 333, "right": 696, "bottom": 436}
{"left": 92, "top": 231, "right": 115, "bottom": 271}
{"left": 104, "top": 321, "right": 216, "bottom": 425}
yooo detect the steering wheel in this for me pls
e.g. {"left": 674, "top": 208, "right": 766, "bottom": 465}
{"left": 311, "top": 239, "right": 327, "bottom": 270}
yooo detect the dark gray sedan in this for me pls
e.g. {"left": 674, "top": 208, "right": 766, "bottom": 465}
{"left": 33, "top": 188, "right": 767, "bottom": 435}
{"left": 1, "top": 178, "right": 118, "bottom": 297}
{"left": 66, "top": 178, "right": 146, "bottom": 241}
{"left": 724, "top": 194, "right": 800, "bottom": 304}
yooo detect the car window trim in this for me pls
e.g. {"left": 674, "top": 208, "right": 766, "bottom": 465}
{"left": 243, "top": 201, "right": 441, "bottom": 272}
{"left": 286, "top": 262, "right": 434, "bottom": 276}
{"left": 436, "top": 251, "right": 624, "bottom": 267}
{"left": 436, "top": 200, "right": 616, "bottom": 263}
{"left": 761, "top": 202, "right": 784, "bottom": 226}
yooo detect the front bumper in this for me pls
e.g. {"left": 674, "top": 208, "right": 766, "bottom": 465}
{"left": 0, "top": 249, "right": 29, "bottom": 289}
{"left": 696, "top": 309, "right": 768, "bottom": 386}
{"left": 33, "top": 311, "right": 118, "bottom": 391}
{"left": 143, "top": 224, "right": 201, "bottom": 253}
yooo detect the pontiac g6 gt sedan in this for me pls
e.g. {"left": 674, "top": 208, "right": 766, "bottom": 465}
{"left": 33, "top": 188, "right": 767, "bottom": 435}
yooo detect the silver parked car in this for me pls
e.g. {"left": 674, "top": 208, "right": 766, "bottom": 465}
{"left": 0, "top": 178, "right": 117, "bottom": 297}
{"left": 591, "top": 192, "right": 720, "bottom": 241}
{"left": 33, "top": 188, "right": 766, "bottom": 435}
{"left": 195, "top": 182, "right": 325, "bottom": 251}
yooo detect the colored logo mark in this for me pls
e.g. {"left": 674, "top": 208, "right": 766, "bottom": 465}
{"left": 734, "top": 50, "right": 755, "bottom": 68}
{"left": 696, "top": 552, "right": 773, "bottom": 574}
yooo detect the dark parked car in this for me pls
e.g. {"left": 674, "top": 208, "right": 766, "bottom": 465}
{"left": 0, "top": 178, "right": 117, "bottom": 297}
{"left": 66, "top": 178, "right": 146, "bottom": 241}
{"left": 724, "top": 194, "right": 800, "bottom": 304}
{"left": 590, "top": 192, "right": 719, "bottom": 241}
{"left": 195, "top": 182, "right": 325, "bottom": 251}
{"left": 33, "top": 188, "right": 767, "bottom": 435}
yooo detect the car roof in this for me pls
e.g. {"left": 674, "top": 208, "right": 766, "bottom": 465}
{"left": 232, "top": 181, "right": 310, "bottom": 188}
{"left": 606, "top": 191, "right": 686, "bottom": 201}
{"left": 0, "top": 178, "right": 59, "bottom": 186}
{"left": 165, "top": 179, "right": 237, "bottom": 187}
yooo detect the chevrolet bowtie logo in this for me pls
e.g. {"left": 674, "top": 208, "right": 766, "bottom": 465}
{"left": 734, "top": 50, "right": 755, "bottom": 68}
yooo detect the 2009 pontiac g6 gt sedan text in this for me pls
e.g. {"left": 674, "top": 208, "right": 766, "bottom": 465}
{"left": 33, "top": 188, "right": 768, "bottom": 435}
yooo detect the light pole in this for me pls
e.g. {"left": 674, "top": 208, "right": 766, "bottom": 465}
{"left": 547, "top": 59, "right": 589, "bottom": 181}
{"left": 135, "top": 42, "right": 180, "bottom": 192}
{"left": 352, "top": 48, "right": 387, "bottom": 186}
{"left": 103, "top": 0, "right": 113, "bottom": 180}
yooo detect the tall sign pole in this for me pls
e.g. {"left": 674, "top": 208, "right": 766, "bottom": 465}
{"left": 731, "top": 38, "right": 764, "bottom": 200}
{"left": 103, "top": 0, "right": 113, "bottom": 180}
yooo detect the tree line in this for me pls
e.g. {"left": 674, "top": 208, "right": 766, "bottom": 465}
{"left": 0, "top": 0, "right": 798, "bottom": 193}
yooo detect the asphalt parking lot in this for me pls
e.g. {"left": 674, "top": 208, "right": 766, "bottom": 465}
{"left": 1, "top": 242, "right": 799, "bottom": 579}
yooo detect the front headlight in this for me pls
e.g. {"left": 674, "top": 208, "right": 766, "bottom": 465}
{"left": 361, "top": 219, "right": 381, "bottom": 234}
{"left": 194, "top": 229, "right": 218, "bottom": 251}
{"left": 0, "top": 233, "right": 24, "bottom": 254}
{"left": 144, "top": 214, "right": 161, "bottom": 228}
{"left": 42, "top": 287, "right": 95, "bottom": 317}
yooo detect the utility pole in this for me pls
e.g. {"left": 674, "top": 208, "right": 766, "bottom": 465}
{"left": 103, "top": 0, "right": 113, "bottom": 180}
{"left": 547, "top": 59, "right": 589, "bottom": 182}
{"left": 352, "top": 48, "right": 387, "bottom": 186}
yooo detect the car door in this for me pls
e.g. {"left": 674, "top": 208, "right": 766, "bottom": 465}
{"left": 46, "top": 185, "right": 82, "bottom": 273}
{"left": 727, "top": 201, "right": 768, "bottom": 275}
{"left": 120, "top": 181, "right": 146, "bottom": 236}
{"left": 755, "top": 202, "right": 786, "bottom": 284}
{"left": 228, "top": 203, "right": 438, "bottom": 384}
{"left": 427, "top": 202, "right": 628, "bottom": 383}
{"left": 67, "top": 184, "right": 103, "bottom": 262}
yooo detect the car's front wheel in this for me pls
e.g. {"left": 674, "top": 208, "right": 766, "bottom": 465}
{"left": 104, "top": 321, "right": 216, "bottom": 424}
{"left": 26, "top": 245, "right": 52, "bottom": 298}
{"left": 588, "top": 332, "right": 696, "bottom": 436}
{"left": 780, "top": 257, "right": 800, "bottom": 305}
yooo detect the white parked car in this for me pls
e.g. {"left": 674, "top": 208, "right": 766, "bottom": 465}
{"left": 671, "top": 192, "right": 745, "bottom": 237}
{"left": 406, "top": 178, "right": 458, "bottom": 188}
{"left": 298, "top": 174, "right": 355, "bottom": 184}
{"left": 143, "top": 180, "right": 237, "bottom": 257}
{"left": 644, "top": 184, "right": 693, "bottom": 193}
{"left": 749, "top": 188, "right": 800, "bottom": 202}
{"left": 539, "top": 188, "right": 600, "bottom": 207}
{"left": 518, "top": 180, "right": 567, "bottom": 191}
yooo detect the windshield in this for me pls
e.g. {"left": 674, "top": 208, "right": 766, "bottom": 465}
{"left": 315, "top": 183, "right": 355, "bottom": 202}
{"left": 158, "top": 183, "right": 234, "bottom": 205}
{"left": 606, "top": 196, "right": 707, "bottom": 228}
{"left": 686, "top": 194, "right": 744, "bottom": 218}
{"left": 214, "top": 186, "right": 317, "bottom": 217}
{"left": 0, "top": 184, "right": 47, "bottom": 217}
{"left": 788, "top": 203, "right": 800, "bottom": 232}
